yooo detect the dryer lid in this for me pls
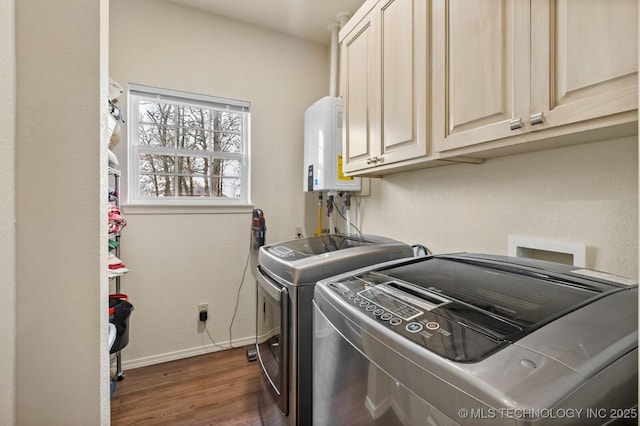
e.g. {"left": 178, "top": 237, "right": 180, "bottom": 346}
{"left": 263, "top": 234, "right": 393, "bottom": 261}
{"left": 259, "top": 234, "right": 414, "bottom": 285}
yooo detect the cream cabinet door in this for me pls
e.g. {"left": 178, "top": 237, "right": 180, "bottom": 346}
{"left": 377, "top": 0, "right": 428, "bottom": 166}
{"left": 342, "top": 0, "right": 428, "bottom": 173}
{"left": 342, "top": 12, "right": 377, "bottom": 173}
{"left": 432, "top": 0, "right": 530, "bottom": 153}
{"left": 433, "top": 0, "right": 637, "bottom": 154}
{"left": 529, "top": 0, "right": 638, "bottom": 131}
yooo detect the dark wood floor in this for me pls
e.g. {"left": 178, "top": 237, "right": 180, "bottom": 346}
{"left": 110, "top": 346, "right": 262, "bottom": 425}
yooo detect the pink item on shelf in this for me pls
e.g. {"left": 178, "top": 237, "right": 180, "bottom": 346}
{"left": 108, "top": 204, "right": 127, "bottom": 235}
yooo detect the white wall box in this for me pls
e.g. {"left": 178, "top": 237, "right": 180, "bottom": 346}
{"left": 303, "top": 96, "right": 361, "bottom": 192}
{"left": 508, "top": 236, "right": 586, "bottom": 267}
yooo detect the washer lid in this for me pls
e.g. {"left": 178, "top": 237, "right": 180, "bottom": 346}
{"left": 323, "top": 253, "right": 637, "bottom": 362}
{"left": 379, "top": 254, "right": 624, "bottom": 331}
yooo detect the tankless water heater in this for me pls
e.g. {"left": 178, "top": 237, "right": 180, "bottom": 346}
{"left": 303, "top": 96, "right": 361, "bottom": 192}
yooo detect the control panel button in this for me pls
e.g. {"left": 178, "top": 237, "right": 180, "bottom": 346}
{"left": 342, "top": 290, "right": 351, "bottom": 296}
{"left": 425, "top": 321, "right": 440, "bottom": 330}
{"left": 354, "top": 297, "right": 362, "bottom": 303}
{"left": 380, "top": 313, "right": 393, "bottom": 321}
{"left": 365, "top": 305, "right": 376, "bottom": 312}
{"left": 359, "top": 301, "right": 369, "bottom": 307}
{"left": 389, "top": 318, "right": 402, "bottom": 326}
{"left": 406, "top": 322, "right": 423, "bottom": 333}
{"left": 373, "top": 309, "right": 385, "bottom": 316}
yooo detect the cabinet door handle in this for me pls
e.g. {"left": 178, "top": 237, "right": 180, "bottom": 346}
{"left": 530, "top": 112, "right": 544, "bottom": 126}
{"left": 367, "top": 156, "right": 380, "bottom": 165}
{"left": 510, "top": 118, "right": 523, "bottom": 130}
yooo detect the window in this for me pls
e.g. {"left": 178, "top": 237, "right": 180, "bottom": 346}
{"left": 128, "top": 84, "right": 250, "bottom": 205}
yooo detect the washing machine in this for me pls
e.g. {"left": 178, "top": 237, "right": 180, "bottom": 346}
{"left": 256, "top": 234, "right": 417, "bottom": 426}
{"left": 313, "top": 253, "right": 638, "bottom": 425}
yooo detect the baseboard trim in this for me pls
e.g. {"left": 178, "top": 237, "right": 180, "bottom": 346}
{"left": 120, "top": 336, "right": 256, "bottom": 370}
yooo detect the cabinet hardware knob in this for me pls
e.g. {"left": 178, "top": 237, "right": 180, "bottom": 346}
{"left": 530, "top": 112, "right": 544, "bottom": 126}
{"left": 367, "top": 156, "right": 380, "bottom": 165}
{"left": 510, "top": 118, "right": 523, "bottom": 130}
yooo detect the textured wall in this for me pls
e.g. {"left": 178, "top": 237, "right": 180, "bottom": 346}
{"left": 15, "top": 0, "right": 108, "bottom": 423}
{"left": 0, "top": 0, "right": 16, "bottom": 423}
{"left": 359, "top": 137, "right": 638, "bottom": 279}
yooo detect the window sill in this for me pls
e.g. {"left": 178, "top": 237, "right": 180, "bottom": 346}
{"left": 121, "top": 203, "right": 255, "bottom": 215}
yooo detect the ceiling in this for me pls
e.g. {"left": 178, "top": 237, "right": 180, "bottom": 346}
{"left": 165, "top": 0, "right": 367, "bottom": 44}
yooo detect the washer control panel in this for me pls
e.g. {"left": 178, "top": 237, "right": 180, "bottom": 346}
{"left": 357, "top": 287, "right": 424, "bottom": 321}
{"left": 326, "top": 273, "right": 515, "bottom": 362}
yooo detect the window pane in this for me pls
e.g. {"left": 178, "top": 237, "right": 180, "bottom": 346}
{"left": 209, "top": 132, "right": 242, "bottom": 152}
{"left": 139, "top": 154, "right": 175, "bottom": 174}
{"left": 176, "top": 175, "right": 210, "bottom": 197}
{"left": 139, "top": 124, "right": 176, "bottom": 148}
{"left": 213, "top": 159, "right": 241, "bottom": 177}
{"left": 177, "top": 128, "right": 207, "bottom": 150}
{"left": 178, "top": 105, "right": 211, "bottom": 129}
{"left": 139, "top": 102, "right": 176, "bottom": 126}
{"left": 212, "top": 177, "right": 242, "bottom": 198}
{"left": 213, "top": 111, "right": 241, "bottom": 133}
{"left": 177, "top": 156, "right": 209, "bottom": 175}
{"left": 140, "top": 174, "right": 174, "bottom": 197}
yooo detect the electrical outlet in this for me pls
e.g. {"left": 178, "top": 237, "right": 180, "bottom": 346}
{"left": 295, "top": 225, "right": 303, "bottom": 239}
{"left": 198, "top": 303, "right": 209, "bottom": 322}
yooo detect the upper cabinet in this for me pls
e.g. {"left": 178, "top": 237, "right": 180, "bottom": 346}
{"left": 432, "top": 0, "right": 638, "bottom": 154}
{"left": 341, "top": 0, "right": 429, "bottom": 173}
{"left": 341, "top": 8, "right": 376, "bottom": 172}
{"left": 431, "top": 0, "right": 527, "bottom": 151}
{"left": 529, "top": 0, "right": 638, "bottom": 132}
{"left": 341, "top": 0, "right": 638, "bottom": 176}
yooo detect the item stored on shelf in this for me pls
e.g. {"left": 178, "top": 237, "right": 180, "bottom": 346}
{"left": 109, "top": 294, "right": 133, "bottom": 354}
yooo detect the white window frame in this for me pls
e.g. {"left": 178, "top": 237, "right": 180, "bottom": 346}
{"left": 127, "top": 84, "right": 251, "bottom": 206}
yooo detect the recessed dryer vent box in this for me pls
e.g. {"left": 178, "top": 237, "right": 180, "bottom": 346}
{"left": 303, "top": 96, "right": 361, "bottom": 193}
{"left": 508, "top": 236, "right": 586, "bottom": 267}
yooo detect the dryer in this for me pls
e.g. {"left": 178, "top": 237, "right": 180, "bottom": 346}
{"left": 313, "top": 253, "right": 638, "bottom": 425}
{"left": 256, "top": 234, "right": 415, "bottom": 426}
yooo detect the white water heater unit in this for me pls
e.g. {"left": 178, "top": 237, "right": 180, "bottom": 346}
{"left": 304, "top": 96, "right": 361, "bottom": 192}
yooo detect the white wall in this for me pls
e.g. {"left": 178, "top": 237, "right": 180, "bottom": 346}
{"left": 15, "top": 0, "right": 109, "bottom": 424}
{"left": 0, "top": 0, "right": 16, "bottom": 423}
{"left": 109, "top": 0, "right": 329, "bottom": 366}
{"left": 359, "top": 136, "right": 638, "bottom": 279}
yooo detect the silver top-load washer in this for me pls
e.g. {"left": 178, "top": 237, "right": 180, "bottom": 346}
{"left": 313, "top": 253, "right": 638, "bottom": 425}
{"left": 256, "top": 234, "right": 415, "bottom": 426}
